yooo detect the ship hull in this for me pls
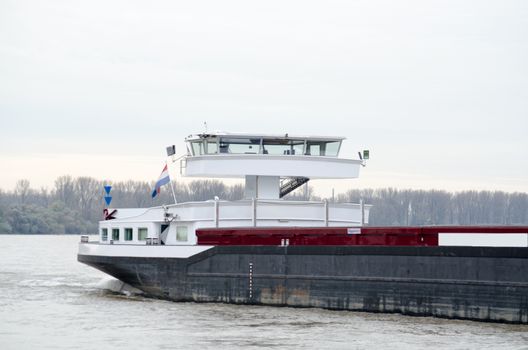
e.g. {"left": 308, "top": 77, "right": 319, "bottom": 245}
{"left": 78, "top": 245, "right": 528, "bottom": 323}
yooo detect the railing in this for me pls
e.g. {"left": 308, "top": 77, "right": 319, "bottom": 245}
{"left": 95, "top": 199, "right": 372, "bottom": 246}
{"left": 108, "top": 199, "right": 371, "bottom": 227}
{"left": 207, "top": 199, "right": 370, "bottom": 227}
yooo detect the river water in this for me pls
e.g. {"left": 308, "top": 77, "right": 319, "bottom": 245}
{"left": 0, "top": 235, "right": 527, "bottom": 350}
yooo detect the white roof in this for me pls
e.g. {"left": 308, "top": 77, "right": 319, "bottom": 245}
{"left": 186, "top": 131, "right": 346, "bottom": 142}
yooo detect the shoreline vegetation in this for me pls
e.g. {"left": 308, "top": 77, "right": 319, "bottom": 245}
{"left": 0, "top": 176, "right": 527, "bottom": 235}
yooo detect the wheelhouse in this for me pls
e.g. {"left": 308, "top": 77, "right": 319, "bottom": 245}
{"left": 185, "top": 133, "right": 344, "bottom": 157}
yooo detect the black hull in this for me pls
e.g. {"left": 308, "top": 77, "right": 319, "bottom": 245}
{"left": 78, "top": 246, "right": 528, "bottom": 323}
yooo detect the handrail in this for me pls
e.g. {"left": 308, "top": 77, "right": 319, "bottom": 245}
{"left": 98, "top": 198, "right": 371, "bottom": 234}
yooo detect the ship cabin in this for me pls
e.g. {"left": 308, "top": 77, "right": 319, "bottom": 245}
{"left": 185, "top": 132, "right": 344, "bottom": 157}
{"left": 96, "top": 132, "right": 370, "bottom": 247}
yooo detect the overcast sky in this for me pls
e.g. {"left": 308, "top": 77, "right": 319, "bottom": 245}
{"left": 1, "top": 0, "right": 527, "bottom": 196}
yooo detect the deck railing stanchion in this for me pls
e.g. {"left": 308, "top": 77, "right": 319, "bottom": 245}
{"left": 360, "top": 199, "right": 365, "bottom": 226}
{"left": 324, "top": 200, "right": 329, "bottom": 227}
{"left": 214, "top": 198, "right": 219, "bottom": 228}
{"left": 252, "top": 198, "right": 257, "bottom": 227}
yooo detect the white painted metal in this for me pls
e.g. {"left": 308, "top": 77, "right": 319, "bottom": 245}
{"left": 214, "top": 199, "right": 219, "bottom": 228}
{"left": 183, "top": 154, "right": 362, "bottom": 179}
{"left": 324, "top": 200, "right": 329, "bottom": 227}
{"left": 245, "top": 175, "right": 257, "bottom": 199}
{"left": 79, "top": 131, "right": 528, "bottom": 257}
{"left": 244, "top": 175, "right": 280, "bottom": 199}
{"left": 186, "top": 132, "right": 346, "bottom": 142}
{"left": 97, "top": 199, "right": 372, "bottom": 245}
{"left": 78, "top": 242, "right": 214, "bottom": 258}
{"left": 256, "top": 176, "right": 280, "bottom": 199}
{"left": 81, "top": 131, "right": 373, "bottom": 257}
{"left": 439, "top": 233, "right": 528, "bottom": 247}
{"left": 360, "top": 199, "right": 365, "bottom": 226}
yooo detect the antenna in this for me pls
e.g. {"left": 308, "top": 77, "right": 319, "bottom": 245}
{"left": 204, "top": 121, "right": 208, "bottom": 133}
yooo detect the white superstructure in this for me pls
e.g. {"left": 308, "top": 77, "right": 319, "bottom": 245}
{"left": 94, "top": 132, "right": 370, "bottom": 246}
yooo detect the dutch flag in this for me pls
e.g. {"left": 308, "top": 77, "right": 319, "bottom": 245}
{"left": 151, "top": 164, "right": 171, "bottom": 198}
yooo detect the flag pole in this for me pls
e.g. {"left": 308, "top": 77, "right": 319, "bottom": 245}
{"left": 167, "top": 162, "right": 177, "bottom": 204}
{"left": 169, "top": 179, "right": 177, "bottom": 204}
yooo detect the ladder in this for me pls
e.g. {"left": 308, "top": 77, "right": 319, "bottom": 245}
{"left": 280, "top": 177, "right": 310, "bottom": 198}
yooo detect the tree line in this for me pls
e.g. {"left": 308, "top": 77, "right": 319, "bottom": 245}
{"left": 0, "top": 176, "right": 244, "bottom": 234}
{"left": 335, "top": 188, "right": 528, "bottom": 226}
{"left": 0, "top": 176, "right": 526, "bottom": 234}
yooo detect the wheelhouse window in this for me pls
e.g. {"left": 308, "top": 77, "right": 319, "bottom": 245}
{"left": 305, "top": 140, "right": 341, "bottom": 156}
{"left": 189, "top": 138, "right": 219, "bottom": 155}
{"left": 219, "top": 138, "right": 260, "bottom": 154}
{"left": 101, "top": 228, "right": 108, "bottom": 241}
{"left": 112, "top": 228, "right": 120, "bottom": 241}
{"left": 138, "top": 228, "right": 148, "bottom": 241}
{"left": 124, "top": 228, "right": 133, "bottom": 241}
{"left": 306, "top": 142, "right": 320, "bottom": 156}
{"left": 191, "top": 141, "right": 203, "bottom": 156}
{"left": 205, "top": 138, "right": 218, "bottom": 154}
{"left": 176, "top": 226, "right": 188, "bottom": 242}
{"left": 323, "top": 141, "right": 340, "bottom": 156}
{"left": 262, "top": 139, "right": 304, "bottom": 155}
{"left": 187, "top": 135, "right": 342, "bottom": 157}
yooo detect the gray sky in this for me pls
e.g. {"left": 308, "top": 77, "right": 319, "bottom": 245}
{"left": 1, "top": 0, "right": 527, "bottom": 196}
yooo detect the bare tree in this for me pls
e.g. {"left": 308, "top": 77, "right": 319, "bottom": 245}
{"left": 75, "top": 177, "right": 100, "bottom": 221}
{"left": 54, "top": 176, "right": 75, "bottom": 208}
{"left": 14, "top": 179, "right": 31, "bottom": 204}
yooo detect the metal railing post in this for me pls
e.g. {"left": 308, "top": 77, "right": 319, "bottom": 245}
{"left": 214, "top": 198, "right": 219, "bottom": 228}
{"left": 360, "top": 199, "right": 365, "bottom": 226}
{"left": 324, "top": 199, "right": 329, "bottom": 227}
{"left": 252, "top": 198, "right": 257, "bottom": 227}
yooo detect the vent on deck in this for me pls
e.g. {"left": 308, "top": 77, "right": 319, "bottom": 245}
{"left": 280, "top": 177, "right": 309, "bottom": 198}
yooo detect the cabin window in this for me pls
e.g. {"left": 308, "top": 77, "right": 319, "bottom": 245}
{"left": 101, "top": 228, "right": 108, "bottom": 241}
{"left": 219, "top": 138, "right": 260, "bottom": 154}
{"left": 138, "top": 228, "right": 148, "bottom": 241}
{"left": 262, "top": 139, "right": 304, "bottom": 155}
{"left": 323, "top": 141, "right": 340, "bottom": 156}
{"left": 176, "top": 226, "right": 188, "bottom": 242}
{"left": 205, "top": 139, "right": 218, "bottom": 154}
{"left": 112, "top": 228, "right": 120, "bottom": 241}
{"left": 124, "top": 228, "right": 133, "bottom": 241}
{"left": 191, "top": 141, "right": 204, "bottom": 156}
{"left": 305, "top": 142, "right": 321, "bottom": 156}
{"left": 305, "top": 141, "right": 341, "bottom": 156}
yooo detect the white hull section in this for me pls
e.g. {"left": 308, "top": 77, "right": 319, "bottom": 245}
{"left": 78, "top": 243, "right": 214, "bottom": 258}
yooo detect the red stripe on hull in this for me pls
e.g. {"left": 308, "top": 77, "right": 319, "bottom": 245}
{"left": 196, "top": 226, "right": 528, "bottom": 246}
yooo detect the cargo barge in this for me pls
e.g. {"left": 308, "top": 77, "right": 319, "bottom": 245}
{"left": 78, "top": 132, "right": 528, "bottom": 323}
